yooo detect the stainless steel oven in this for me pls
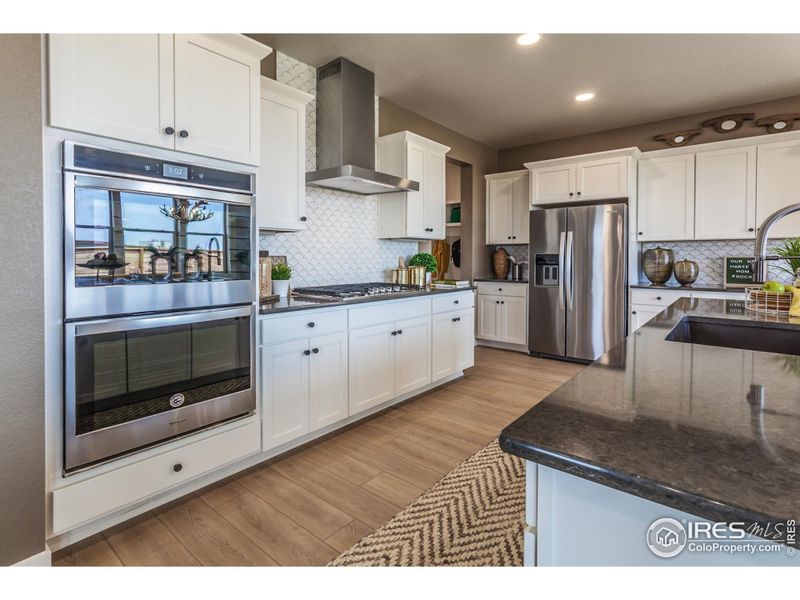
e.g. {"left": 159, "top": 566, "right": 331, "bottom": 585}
{"left": 64, "top": 305, "right": 254, "bottom": 473}
{"left": 64, "top": 142, "right": 255, "bottom": 320}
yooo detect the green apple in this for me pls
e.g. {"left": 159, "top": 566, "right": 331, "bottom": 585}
{"left": 762, "top": 281, "right": 786, "bottom": 293}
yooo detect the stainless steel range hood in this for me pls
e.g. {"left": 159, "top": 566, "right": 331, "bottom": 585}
{"left": 306, "top": 58, "right": 419, "bottom": 195}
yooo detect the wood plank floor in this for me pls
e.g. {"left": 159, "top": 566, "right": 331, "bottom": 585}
{"left": 53, "top": 347, "right": 583, "bottom": 567}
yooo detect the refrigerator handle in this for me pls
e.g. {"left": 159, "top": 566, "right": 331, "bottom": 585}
{"left": 565, "top": 230, "right": 575, "bottom": 311}
{"left": 557, "top": 231, "right": 566, "bottom": 310}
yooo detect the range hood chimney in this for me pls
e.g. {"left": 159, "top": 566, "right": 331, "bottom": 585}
{"left": 305, "top": 58, "right": 419, "bottom": 195}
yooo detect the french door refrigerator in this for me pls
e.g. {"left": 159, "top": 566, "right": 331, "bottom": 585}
{"left": 529, "top": 202, "right": 627, "bottom": 362}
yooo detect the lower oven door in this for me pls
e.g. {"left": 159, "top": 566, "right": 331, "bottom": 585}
{"left": 64, "top": 305, "right": 254, "bottom": 473}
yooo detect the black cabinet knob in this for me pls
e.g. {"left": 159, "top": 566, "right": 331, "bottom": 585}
{"left": 501, "top": 301, "right": 505, "bottom": 304}
{"left": 300, "top": 216, "right": 307, "bottom": 222}
{"left": 498, "top": 288, "right": 503, "bottom": 291}
{"left": 512, "top": 236, "right": 516, "bottom": 239}
{"left": 452, "top": 317, "right": 461, "bottom": 322}
{"left": 312, "top": 348, "right": 319, "bottom": 354}
{"left": 303, "top": 349, "right": 311, "bottom": 356}
{"left": 638, "top": 232, "right": 643, "bottom": 235}
{"left": 179, "top": 130, "right": 189, "bottom": 138}
{"left": 577, "top": 191, "right": 582, "bottom": 196}
{"left": 569, "top": 192, "right": 574, "bottom": 197}
{"left": 632, "top": 310, "right": 637, "bottom": 315}
{"left": 164, "top": 126, "right": 175, "bottom": 135}
{"left": 507, "top": 236, "right": 511, "bottom": 239}
{"left": 454, "top": 300, "right": 459, "bottom": 304}
{"left": 173, "top": 463, "right": 183, "bottom": 472}
{"left": 391, "top": 330, "right": 398, "bottom": 336}
{"left": 656, "top": 296, "right": 662, "bottom": 301}
{"left": 748, "top": 227, "right": 755, "bottom": 232}
{"left": 397, "top": 329, "right": 403, "bottom": 335}
{"left": 496, "top": 301, "right": 500, "bottom": 304}
{"left": 307, "top": 322, "right": 315, "bottom": 328}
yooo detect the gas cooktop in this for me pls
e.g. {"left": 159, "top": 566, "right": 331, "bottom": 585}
{"left": 292, "top": 282, "right": 419, "bottom": 301}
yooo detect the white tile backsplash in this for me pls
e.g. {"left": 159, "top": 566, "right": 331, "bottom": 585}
{"left": 260, "top": 52, "right": 417, "bottom": 287}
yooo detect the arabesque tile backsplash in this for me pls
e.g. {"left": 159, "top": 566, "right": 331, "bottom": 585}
{"left": 258, "top": 52, "right": 417, "bottom": 287}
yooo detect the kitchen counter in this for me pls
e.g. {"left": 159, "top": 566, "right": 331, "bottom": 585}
{"left": 500, "top": 297, "right": 800, "bottom": 535}
{"left": 630, "top": 283, "right": 743, "bottom": 293}
{"left": 259, "top": 286, "right": 476, "bottom": 315}
{"left": 473, "top": 278, "right": 528, "bottom": 284}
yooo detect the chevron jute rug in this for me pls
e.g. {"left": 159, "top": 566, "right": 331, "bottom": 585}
{"left": 328, "top": 439, "right": 525, "bottom": 567}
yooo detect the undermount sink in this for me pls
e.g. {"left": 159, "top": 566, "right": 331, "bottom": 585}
{"left": 665, "top": 317, "right": 800, "bottom": 356}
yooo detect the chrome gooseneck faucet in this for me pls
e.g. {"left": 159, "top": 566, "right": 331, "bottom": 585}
{"left": 206, "top": 236, "right": 221, "bottom": 281}
{"left": 753, "top": 203, "right": 800, "bottom": 283}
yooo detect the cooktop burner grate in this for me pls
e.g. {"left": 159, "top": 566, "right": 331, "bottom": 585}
{"left": 292, "top": 282, "right": 419, "bottom": 300}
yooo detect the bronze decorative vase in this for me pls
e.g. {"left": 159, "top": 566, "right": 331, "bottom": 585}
{"left": 493, "top": 247, "right": 510, "bottom": 280}
{"left": 642, "top": 247, "right": 674, "bottom": 286}
{"left": 673, "top": 259, "right": 699, "bottom": 287}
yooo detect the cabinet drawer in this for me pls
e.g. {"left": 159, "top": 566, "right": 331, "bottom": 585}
{"left": 432, "top": 291, "right": 474, "bottom": 314}
{"left": 349, "top": 297, "right": 431, "bottom": 329}
{"left": 52, "top": 420, "right": 260, "bottom": 534}
{"left": 630, "top": 288, "right": 688, "bottom": 307}
{"left": 260, "top": 309, "right": 347, "bottom": 345}
{"left": 476, "top": 282, "right": 527, "bottom": 298}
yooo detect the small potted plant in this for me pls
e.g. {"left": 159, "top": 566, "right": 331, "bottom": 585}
{"left": 271, "top": 263, "right": 293, "bottom": 298}
{"left": 408, "top": 252, "right": 438, "bottom": 287}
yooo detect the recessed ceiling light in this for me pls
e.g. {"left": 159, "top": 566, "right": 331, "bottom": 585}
{"left": 517, "top": 33, "right": 541, "bottom": 46}
{"left": 575, "top": 92, "right": 595, "bottom": 102}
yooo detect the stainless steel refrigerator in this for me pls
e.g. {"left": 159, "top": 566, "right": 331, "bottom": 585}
{"left": 529, "top": 203, "right": 627, "bottom": 362}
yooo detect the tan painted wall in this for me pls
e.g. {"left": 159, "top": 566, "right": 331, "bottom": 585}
{"left": 498, "top": 94, "right": 800, "bottom": 171}
{"left": 379, "top": 99, "right": 498, "bottom": 278}
{"left": 0, "top": 33, "right": 45, "bottom": 565}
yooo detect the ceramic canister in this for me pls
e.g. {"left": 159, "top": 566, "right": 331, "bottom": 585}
{"left": 673, "top": 259, "right": 699, "bottom": 287}
{"left": 642, "top": 247, "right": 674, "bottom": 286}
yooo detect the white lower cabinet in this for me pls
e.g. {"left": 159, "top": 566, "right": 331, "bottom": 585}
{"left": 502, "top": 297, "right": 528, "bottom": 345}
{"left": 432, "top": 308, "right": 475, "bottom": 381}
{"left": 476, "top": 283, "right": 528, "bottom": 348}
{"left": 394, "top": 316, "right": 433, "bottom": 396}
{"left": 309, "top": 332, "right": 349, "bottom": 432}
{"left": 348, "top": 323, "right": 397, "bottom": 415}
{"left": 629, "top": 304, "right": 664, "bottom": 332}
{"left": 477, "top": 295, "right": 502, "bottom": 340}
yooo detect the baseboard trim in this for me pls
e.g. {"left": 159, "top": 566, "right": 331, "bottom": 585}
{"left": 13, "top": 546, "right": 52, "bottom": 567}
{"left": 476, "top": 339, "right": 528, "bottom": 353}
{"left": 47, "top": 370, "right": 464, "bottom": 553}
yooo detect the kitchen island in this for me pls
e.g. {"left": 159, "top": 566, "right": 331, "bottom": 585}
{"left": 500, "top": 297, "right": 800, "bottom": 566}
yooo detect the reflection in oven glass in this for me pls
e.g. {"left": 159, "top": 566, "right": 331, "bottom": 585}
{"left": 74, "top": 188, "right": 250, "bottom": 286}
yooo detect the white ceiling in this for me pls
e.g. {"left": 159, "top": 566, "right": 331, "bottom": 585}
{"left": 250, "top": 34, "right": 800, "bottom": 149}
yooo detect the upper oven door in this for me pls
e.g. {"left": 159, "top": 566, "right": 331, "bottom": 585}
{"left": 65, "top": 173, "right": 254, "bottom": 320}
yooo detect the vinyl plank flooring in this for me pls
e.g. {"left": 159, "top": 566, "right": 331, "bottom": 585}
{"left": 215, "top": 491, "right": 339, "bottom": 566}
{"left": 154, "top": 496, "right": 276, "bottom": 566}
{"left": 300, "top": 442, "right": 382, "bottom": 486}
{"left": 195, "top": 476, "right": 250, "bottom": 509}
{"left": 53, "top": 534, "right": 122, "bottom": 567}
{"left": 103, "top": 512, "right": 199, "bottom": 566}
{"left": 325, "top": 520, "right": 375, "bottom": 553}
{"left": 362, "top": 472, "right": 426, "bottom": 508}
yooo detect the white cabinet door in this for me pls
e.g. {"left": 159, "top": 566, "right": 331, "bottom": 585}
{"left": 257, "top": 79, "right": 312, "bottom": 231}
{"left": 511, "top": 174, "right": 530, "bottom": 244}
{"left": 395, "top": 316, "right": 432, "bottom": 396}
{"left": 49, "top": 34, "right": 175, "bottom": 149}
{"left": 348, "top": 323, "right": 396, "bottom": 416}
{"left": 432, "top": 312, "right": 456, "bottom": 381}
{"left": 452, "top": 308, "right": 475, "bottom": 372}
{"left": 425, "top": 150, "right": 447, "bottom": 239}
{"left": 260, "top": 340, "right": 310, "bottom": 450}
{"left": 502, "top": 296, "right": 528, "bottom": 346}
{"left": 695, "top": 146, "right": 757, "bottom": 240}
{"left": 173, "top": 34, "right": 260, "bottom": 165}
{"left": 309, "top": 331, "right": 348, "bottom": 432}
{"left": 629, "top": 304, "right": 662, "bottom": 333}
{"left": 405, "top": 141, "right": 428, "bottom": 238}
{"left": 486, "top": 178, "right": 513, "bottom": 244}
{"left": 637, "top": 154, "right": 695, "bottom": 241}
{"left": 530, "top": 164, "right": 576, "bottom": 206}
{"left": 756, "top": 140, "right": 800, "bottom": 239}
{"left": 477, "top": 295, "right": 501, "bottom": 340}
{"left": 576, "top": 156, "right": 627, "bottom": 201}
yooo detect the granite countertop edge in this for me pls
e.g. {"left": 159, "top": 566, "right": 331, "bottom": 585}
{"left": 473, "top": 278, "right": 528, "bottom": 284}
{"left": 630, "top": 283, "right": 744, "bottom": 293}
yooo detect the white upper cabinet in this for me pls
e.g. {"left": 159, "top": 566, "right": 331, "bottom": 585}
{"left": 173, "top": 35, "right": 263, "bottom": 165}
{"left": 695, "top": 145, "right": 757, "bottom": 240}
{"left": 486, "top": 171, "right": 529, "bottom": 245}
{"left": 526, "top": 149, "right": 637, "bottom": 207}
{"left": 377, "top": 131, "right": 451, "bottom": 240}
{"left": 756, "top": 139, "right": 800, "bottom": 239}
{"left": 49, "top": 34, "right": 175, "bottom": 149}
{"left": 637, "top": 154, "right": 695, "bottom": 241}
{"left": 257, "top": 77, "right": 314, "bottom": 231}
{"left": 48, "top": 34, "right": 271, "bottom": 165}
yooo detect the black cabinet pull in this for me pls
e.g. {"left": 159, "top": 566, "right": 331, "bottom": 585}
{"left": 454, "top": 300, "right": 459, "bottom": 304}
{"left": 307, "top": 322, "right": 315, "bottom": 328}
{"left": 173, "top": 463, "right": 183, "bottom": 473}
{"left": 303, "top": 349, "right": 311, "bottom": 356}
{"left": 452, "top": 317, "right": 461, "bottom": 322}
{"left": 312, "top": 348, "right": 319, "bottom": 354}
{"left": 748, "top": 227, "right": 755, "bottom": 232}
{"left": 391, "top": 330, "right": 398, "bottom": 336}
{"left": 164, "top": 126, "right": 175, "bottom": 135}
{"left": 638, "top": 231, "right": 643, "bottom": 235}
{"left": 300, "top": 216, "right": 308, "bottom": 222}
{"left": 397, "top": 329, "right": 403, "bottom": 335}
{"left": 179, "top": 129, "right": 189, "bottom": 138}
{"left": 656, "top": 296, "right": 662, "bottom": 301}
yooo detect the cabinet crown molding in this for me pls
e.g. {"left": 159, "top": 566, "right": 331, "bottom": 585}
{"left": 523, "top": 146, "right": 641, "bottom": 170}
{"left": 485, "top": 169, "right": 529, "bottom": 180}
{"left": 377, "top": 130, "right": 451, "bottom": 154}
{"left": 260, "top": 76, "right": 314, "bottom": 105}
{"left": 203, "top": 34, "right": 272, "bottom": 60}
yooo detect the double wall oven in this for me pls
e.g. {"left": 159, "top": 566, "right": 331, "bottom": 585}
{"left": 63, "top": 142, "right": 256, "bottom": 473}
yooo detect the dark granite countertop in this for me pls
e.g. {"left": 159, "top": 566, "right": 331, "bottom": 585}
{"left": 500, "top": 297, "right": 800, "bottom": 535}
{"left": 259, "top": 286, "right": 476, "bottom": 315}
{"left": 631, "top": 283, "right": 745, "bottom": 293}
{"left": 474, "top": 278, "right": 528, "bottom": 284}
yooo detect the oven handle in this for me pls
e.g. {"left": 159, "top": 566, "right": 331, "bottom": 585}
{"left": 72, "top": 174, "right": 252, "bottom": 205}
{"left": 72, "top": 305, "right": 253, "bottom": 337}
